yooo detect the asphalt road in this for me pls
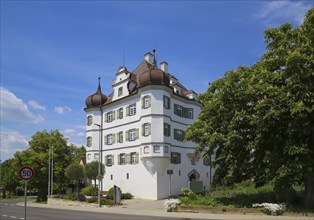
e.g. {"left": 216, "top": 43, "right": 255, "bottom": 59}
{"left": 0, "top": 199, "right": 205, "bottom": 220}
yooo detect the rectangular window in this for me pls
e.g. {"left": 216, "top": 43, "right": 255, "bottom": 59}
{"left": 164, "top": 146, "right": 169, "bottom": 153}
{"left": 164, "top": 123, "right": 171, "bottom": 136}
{"left": 106, "top": 155, "right": 114, "bottom": 166}
{"left": 118, "top": 87, "right": 123, "bottom": 97}
{"left": 130, "top": 152, "right": 139, "bottom": 164}
{"left": 94, "top": 153, "right": 99, "bottom": 159}
{"left": 163, "top": 96, "right": 170, "bottom": 109}
{"left": 142, "top": 123, "right": 151, "bottom": 136}
{"left": 118, "top": 108, "right": 123, "bottom": 119}
{"left": 128, "top": 129, "right": 138, "bottom": 141}
{"left": 203, "top": 157, "right": 211, "bottom": 166}
{"left": 107, "top": 134, "right": 113, "bottom": 145}
{"left": 153, "top": 145, "right": 160, "bottom": 153}
{"left": 142, "top": 95, "right": 151, "bottom": 109}
{"left": 87, "top": 136, "right": 92, "bottom": 147}
{"left": 174, "top": 129, "right": 185, "bottom": 142}
{"left": 174, "top": 104, "right": 183, "bottom": 116}
{"left": 87, "top": 115, "right": 93, "bottom": 126}
{"left": 87, "top": 153, "right": 91, "bottom": 160}
{"left": 106, "top": 111, "right": 115, "bottom": 123}
{"left": 119, "top": 153, "right": 126, "bottom": 165}
{"left": 118, "top": 131, "right": 123, "bottom": 143}
{"left": 144, "top": 146, "right": 149, "bottom": 154}
{"left": 129, "top": 104, "right": 136, "bottom": 116}
{"left": 188, "top": 108, "right": 194, "bottom": 119}
{"left": 171, "top": 152, "right": 181, "bottom": 164}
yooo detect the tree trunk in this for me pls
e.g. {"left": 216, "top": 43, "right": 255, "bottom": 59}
{"left": 304, "top": 173, "right": 314, "bottom": 209}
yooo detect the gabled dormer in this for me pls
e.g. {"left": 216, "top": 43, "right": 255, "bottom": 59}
{"left": 111, "top": 66, "right": 132, "bottom": 101}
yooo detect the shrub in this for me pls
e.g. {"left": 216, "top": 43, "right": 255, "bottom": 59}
{"left": 107, "top": 187, "right": 122, "bottom": 200}
{"left": 164, "top": 199, "right": 181, "bottom": 212}
{"left": 80, "top": 186, "right": 98, "bottom": 196}
{"left": 100, "top": 198, "right": 114, "bottom": 206}
{"left": 121, "top": 193, "right": 133, "bottom": 200}
{"left": 63, "top": 194, "right": 77, "bottom": 201}
{"left": 77, "top": 194, "right": 86, "bottom": 202}
{"left": 86, "top": 197, "right": 97, "bottom": 203}
{"left": 181, "top": 187, "right": 197, "bottom": 200}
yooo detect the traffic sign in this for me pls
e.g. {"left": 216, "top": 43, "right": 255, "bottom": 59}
{"left": 97, "top": 175, "right": 103, "bottom": 181}
{"left": 19, "top": 166, "right": 35, "bottom": 181}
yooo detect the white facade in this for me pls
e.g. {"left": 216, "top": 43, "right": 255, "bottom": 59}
{"left": 85, "top": 52, "right": 213, "bottom": 200}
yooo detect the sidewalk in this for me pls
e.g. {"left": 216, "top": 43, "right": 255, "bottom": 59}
{"left": 25, "top": 199, "right": 314, "bottom": 220}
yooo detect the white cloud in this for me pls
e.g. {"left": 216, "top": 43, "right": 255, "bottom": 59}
{"left": 28, "top": 100, "right": 46, "bottom": 110}
{"left": 0, "top": 87, "right": 44, "bottom": 123}
{"left": 0, "top": 128, "right": 29, "bottom": 161}
{"left": 64, "top": 129, "right": 75, "bottom": 134}
{"left": 256, "top": 0, "right": 312, "bottom": 26}
{"left": 54, "top": 106, "right": 72, "bottom": 114}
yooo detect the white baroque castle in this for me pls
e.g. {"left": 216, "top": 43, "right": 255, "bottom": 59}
{"left": 84, "top": 51, "right": 213, "bottom": 199}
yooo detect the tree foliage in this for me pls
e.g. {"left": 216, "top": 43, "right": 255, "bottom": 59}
{"left": 83, "top": 161, "right": 105, "bottom": 189}
{"left": 186, "top": 9, "right": 314, "bottom": 208}
{"left": 0, "top": 159, "right": 20, "bottom": 198}
{"left": 12, "top": 130, "right": 80, "bottom": 202}
{"left": 65, "top": 163, "right": 85, "bottom": 196}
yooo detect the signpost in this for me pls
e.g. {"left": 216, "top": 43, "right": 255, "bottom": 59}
{"left": 19, "top": 166, "right": 35, "bottom": 220}
{"left": 167, "top": 169, "right": 173, "bottom": 198}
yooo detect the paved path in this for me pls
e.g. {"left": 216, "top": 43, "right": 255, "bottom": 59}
{"left": 24, "top": 199, "right": 314, "bottom": 220}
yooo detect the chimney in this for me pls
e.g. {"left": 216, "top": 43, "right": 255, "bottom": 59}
{"left": 160, "top": 61, "right": 168, "bottom": 73}
{"left": 144, "top": 52, "right": 153, "bottom": 64}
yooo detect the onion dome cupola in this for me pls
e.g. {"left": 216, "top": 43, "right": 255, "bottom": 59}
{"left": 138, "top": 50, "right": 170, "bottom": 87}
{"left": 139, "top": 66, "right": 170, "bottom": 87}
{"left": 85, "top": 77, "right": 107, "bottom": 108}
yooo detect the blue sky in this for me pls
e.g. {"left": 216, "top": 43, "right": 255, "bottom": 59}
{"left": 1, "top": 0, "right": 312, "bottom": 162}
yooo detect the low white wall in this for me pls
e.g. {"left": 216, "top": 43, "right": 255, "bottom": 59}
{"left": 47, "top": 198, "right": 98, "bottom": 207}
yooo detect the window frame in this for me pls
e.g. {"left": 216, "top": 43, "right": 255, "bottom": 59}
{"left": 129, "top": 104, "right": 136, "bottom": 116}
{"left": 87, "top": 136, "right": 92, "bottom": 147}
{"left": 87, "top": 115, "right": 93, "bottom": 126}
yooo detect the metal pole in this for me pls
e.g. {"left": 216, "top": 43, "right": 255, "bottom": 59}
{"left": 48, "top": 147, "right": 51, "bottom": 198}
{"left": 94, "top": 123, "right": 101, "bottom": 208}
{"left": 24, "top": 181, "right": 27, "bottom": 220}
{"left": 51, "top": 145, "right": 54, "bottom": 197}
{"left": 169, "top": 174, "right": 171, "bottom": 198}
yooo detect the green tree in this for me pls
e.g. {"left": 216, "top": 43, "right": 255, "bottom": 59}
{"left": 0, "top": 159, "right": 20, "bottom": 198}
{"left": 14, "top": 130, "right": 78, "bottom": 202}
{"left": 186, "top": 9, "right": 314, "bottom": 208}
{"left": 83, "top": 161, "right": 105, "bottom": 193}
{"left": 65, "top": 163, "right": 85, "bottom": 196}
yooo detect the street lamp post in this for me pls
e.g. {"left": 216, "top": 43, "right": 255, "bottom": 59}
{"left": 94, "top": 123, "right": 101, "bottom": 208}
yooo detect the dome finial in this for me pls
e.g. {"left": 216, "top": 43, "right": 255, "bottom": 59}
{"left": 152, "top": 49, "right": 157, "bottom": 66}
{"left": 97, "top": 76, "right": 101, "bottom": 91}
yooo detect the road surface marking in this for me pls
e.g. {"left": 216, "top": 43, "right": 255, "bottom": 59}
{"left": 3, "top": 215, "right": 8, "bottom": 217}
{"left": 10, "top": 216, "right": 17, "bottom": 219}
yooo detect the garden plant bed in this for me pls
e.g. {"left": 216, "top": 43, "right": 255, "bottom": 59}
{"left": 177, "top": 205, "right": 264, "bottom": 215}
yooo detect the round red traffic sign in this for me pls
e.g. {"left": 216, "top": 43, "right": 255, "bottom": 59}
{"left": 19, "top": 166, "right": 35, "bottom": 181}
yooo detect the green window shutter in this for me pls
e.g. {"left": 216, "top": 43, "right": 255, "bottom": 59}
{"left": 116, "top": 132, "right": 119, "bottom": 142}
{"left": 148, "top": 123, "right": 151, "bottom": 135}
{"left": 112, "top": 154, "right": 114, "bottom": 165}
{"left": 174, "top": 129, "right": 178, "bottom": 140}
{"left": 113, "top": 111, "right": 116, "bottom": 120}
{"left": 169, "top": 124, "right": 171, "bottom": 136}
{"left": 168, "top": 97, "right": 171, "bottom": 110}
{"left": 183, "top": 107, "right": 188, "bottom": 118}
{"left": 104, "top": 135, "right": 108, "bottom": 145}
{"left": 142, "top": 97, "right": 145, "bottom": 109}
{"left": 126, "top": 130, "right": 129, "bottom": 141}
{"left": 148, "top": 96, "right": 151, "bottom": 108}
{"left": 126, "top": 154, "right": 131, "bottom": 164}
{"left": 142, "top": 124, "right": 145, "bottom": 136}
{"left": 105, "top": 155, "right": 108, "bottom": 166}
{"left": 135, "top": 128, "right": 139, "bottom": 140}
{"left": 113, "top": 133, "right": 116, "bottom": 144}
{"left": 136, "top": 153, "right": 139, "bottom": 163}
{"left": 118, "top": 154, "right": 121, "bottom": 165}
{"left": 116, "top": 109, "right": 119, "bottom": 119}
{"left": 174, "top": 104, "right": 178, "bottom": 115}
{"left": 126, "top": 106, "right": 130, "bottom": 116}
{"left": 183, "top": 131, "right": 186, "bottom": 140}
{"left": 178, "top": 153, "right": 181, "bottom": 164}
{"left": 105, "top": 113, "right": 108, "bottom": 122}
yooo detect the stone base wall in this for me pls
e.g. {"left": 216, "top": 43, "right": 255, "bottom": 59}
{"left": 47, "top": 198, "right": 98, "bottom": 207}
